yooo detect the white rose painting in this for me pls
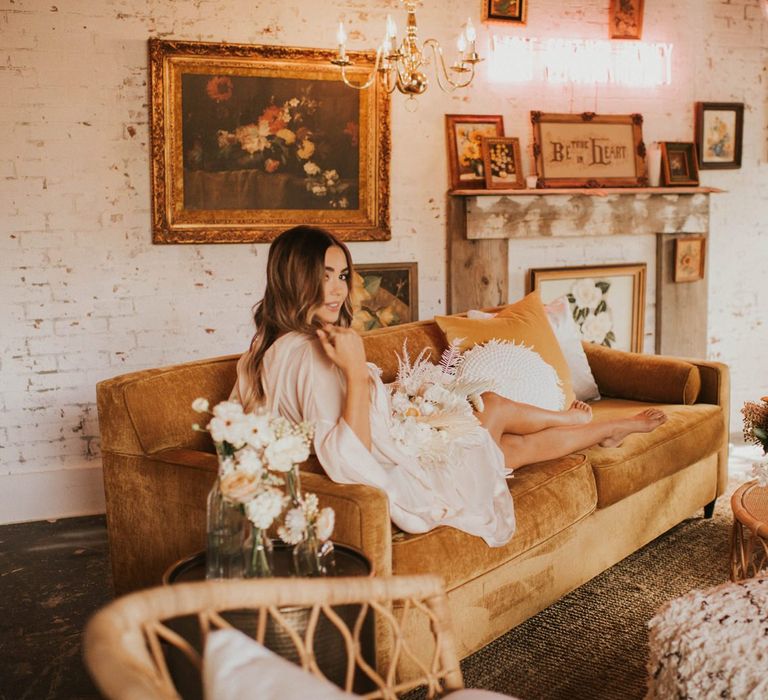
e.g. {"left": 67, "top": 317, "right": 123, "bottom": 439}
{"left": 530, "top": 264, "right": 646, "bottom": 353}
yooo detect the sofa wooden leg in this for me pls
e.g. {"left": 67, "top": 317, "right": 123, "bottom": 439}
{"left": 703, "top": 498, "right": 716, "bottom": 519}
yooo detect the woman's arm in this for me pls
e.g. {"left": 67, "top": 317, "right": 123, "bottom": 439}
{"left": 316, "top": 324, "right": 372, "bottom": 450}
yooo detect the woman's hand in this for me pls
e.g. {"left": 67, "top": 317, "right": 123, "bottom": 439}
{"left": 316, "top": 324, "right": 368, "bottom": 381}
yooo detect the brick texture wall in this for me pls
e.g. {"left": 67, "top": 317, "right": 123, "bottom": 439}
{"left": 2, "top": 0, "right": 767, "bottom": 522}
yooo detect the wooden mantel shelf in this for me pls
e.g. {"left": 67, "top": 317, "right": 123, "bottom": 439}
{"left": 449, "top": 186, "right": 725, "bottom": 197}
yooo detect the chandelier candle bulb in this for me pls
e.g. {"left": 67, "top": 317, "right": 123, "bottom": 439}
{"left": 465, "top": 18, "right": 476, "bottom": 53}
{"left": 336, "top": 22, "right": 347, "bottom": 61}
{"left": 457, "top": 32, "right": 467, "bottom": 55}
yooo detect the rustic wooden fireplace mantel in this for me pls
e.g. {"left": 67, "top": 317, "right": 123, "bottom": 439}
{"left": 447, "top": 186, "right": 724, "bottom": 358}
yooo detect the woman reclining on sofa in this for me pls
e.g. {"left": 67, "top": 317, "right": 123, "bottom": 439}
{"left": 231, "top": 225, "right": 666, "bottom": 547}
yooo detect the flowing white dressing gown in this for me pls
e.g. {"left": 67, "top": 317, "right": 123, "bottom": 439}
{"left": 235, "top": 332, "right": 516, "bottom": 547}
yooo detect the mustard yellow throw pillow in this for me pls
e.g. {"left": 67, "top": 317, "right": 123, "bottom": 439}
{"left": 435, "top": 292, "right": 575, "bottom": 407}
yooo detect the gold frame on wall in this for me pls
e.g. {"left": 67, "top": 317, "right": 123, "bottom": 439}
{"left": 529, "top": 263, "right": 646, "bottom": 353}
{"left": 481, "top": 137, "right": 525, "bottom": 190}
{"left": 531, "top": 111, "right": 647, "bottom": 188}
{"left": 149, "top": 39, "right": 391, "bottom": 244}
{"left": 674, "top": 236, "right": 706, "bottom": 283}
{"left": 482, "top": 0, "right": 527, "bottom": 24}
{"left": 445, "top": 114, "right": 505, "bottom": 190}
{"left": 609, "top": 0, "right": 644, "bottom": 40}
{"left": 351, "top": 262, "right": 418, "bottom": 332}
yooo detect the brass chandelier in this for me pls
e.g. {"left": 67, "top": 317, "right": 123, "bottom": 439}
{"left": 331, "top": 1, "right": 482, "bottom": 98}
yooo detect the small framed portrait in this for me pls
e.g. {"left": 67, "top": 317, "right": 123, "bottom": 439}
{"left": 660, "top": 142, "right": 699, "bottom": 186}
{"left": 481, "top": 137, "right": 525, "bottom": 189}
{"left": 529, "top": 264, "right": 646, "bottom": 352}
{"left": 445, "top": 114, "right": 505, "bottom": 190}
{"left": 351, "top": 262, "right": 418, "bottom": 332}
{"left": 609, "top": 0, "right": 644, "bottom": 39}
{"left": 674, "top": 236, "right": 706, "bottom": 283}
{"left": 482, "top": 0, "right": 527, "bottom": 24}
{"left": 695, "top": 102, "right": 744, "bottom": 170}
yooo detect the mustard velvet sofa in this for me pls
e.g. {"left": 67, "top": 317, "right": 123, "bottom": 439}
{"left": 96, "top": 318, "right": 729, "bottom": 660}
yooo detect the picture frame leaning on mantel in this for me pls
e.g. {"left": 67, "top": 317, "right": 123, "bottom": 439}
{"left": 531, "top": 112, "right": 647, "bottom": 188}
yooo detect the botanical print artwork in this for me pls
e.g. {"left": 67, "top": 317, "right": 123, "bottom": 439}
{"left": 566, "top": 278, "right": 617, "bottom": 347}
{"left": 703, "top": 110, "right": 736, "bottom": 162}
{"left": 181, "top": 73, "right": 360, "bottom": 211}
{"left": 351, "top": 265, "right": 417, "bottom": 331}
{"left": 455, "top": 123, "right": 502, "bottom": 180}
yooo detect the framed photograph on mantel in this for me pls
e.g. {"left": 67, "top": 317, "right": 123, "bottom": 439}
{"left": 695, "top": 102, "right": 744, "bottom": 170}
{"left": 482, "top": 0, "right": 527, "bottom": 24}
{"left": 529, "top": 263, "right": 646, "bottom": 353}
{"left": 660, "top": 142, "right": 699, "bottom": 186}
{"left": 531, "top": 112, "right": 647, "bottom": 188}
{"left": 481, "top": 137, "right": 525, "bottom": 189}
{"left": 445, "top": 114, "right": 505, "bottom": 190}
{"left": 149, "top": 38, "right": 391, "bottom": 244}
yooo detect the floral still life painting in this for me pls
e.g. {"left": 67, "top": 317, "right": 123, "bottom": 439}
{"left": 351, "top": 263, "right": 418, "bottom": 332}
{"left": 609, "top": 0, "right": 644, "bottom": 39}
{"left": 483, "top": 0, "right": 527, "bottom": 23}
{"left": 445, "top": 115, "right": 504, "bottom": 189}
{"left": 529, "top": 264, "right": 646, "bottom": 353}
{"left": 695, "top": 102, "right": 744, "bottom": 170}
{"left": 149, "top": 39, "right": 390, "bottom": 243}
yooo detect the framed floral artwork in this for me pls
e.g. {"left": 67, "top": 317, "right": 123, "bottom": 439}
{"left": 481, "top": 137, "right": 525, "bottom": 189}
{"left": 528, "top": 264, "right": 646, "bottom": 352}
{"left": 351, "top": 263, "right": 418, "bottom": 332}
{"left": 445, "top": 114, "right": 505, "bottom": 190}
{"left": 482, "top": 0, "right": 527, "bottom": 24}
{"left": 149, "top": 39, "right": 390, "bottom": 244}
{"left": 531, "top": 112, "right": 647, "bottom": 188}
{"left": 674, "top": 236, "right": 706, "bottom": 283}
{"left": 660, "top": 142, "right": 699, "bottom": 186}
{"left": 695, "top": 102, "right": 744, "bottom": 170}
{"left": 609, "top": 0, "right": 644, "bottom": 40}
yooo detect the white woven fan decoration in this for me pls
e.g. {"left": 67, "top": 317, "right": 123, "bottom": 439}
{"left": 461, "top": 339, "right": 565, "bottom": 411}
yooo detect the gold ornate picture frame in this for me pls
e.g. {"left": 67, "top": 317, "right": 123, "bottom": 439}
{"left": 482, "top": 0, "right": 527, "bottom": 24}
{"left": 149, "top": 39, "right": 390, "bottom": 244}
{"left": 531, "top": 112, "right": 647, "bottom": 188}
{"left": 609, "top": 0, "right": 644, "bottom": 39}
{"left": 445, "top": 114, "right": 505, "bottom": 190}
{"left": 529, "top": 263, "right": 646, "bottom": 352}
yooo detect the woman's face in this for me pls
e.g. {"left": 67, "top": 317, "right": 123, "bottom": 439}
{"left": 315, "top": 246, "right": 350, "bottom": 324}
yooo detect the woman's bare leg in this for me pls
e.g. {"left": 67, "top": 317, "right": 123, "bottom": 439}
{"left": 477, "top": 392, "right": 592, "bottom": 436}
{"left": 497, "top": 409, "right": 667, "bottom": 470}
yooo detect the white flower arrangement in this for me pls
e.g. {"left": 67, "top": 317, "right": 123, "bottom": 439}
{"left": 192, "top": 399, "right": 333, "bottom": 547}
{"left": 389, "top": 339, "right": 495, "bottom": 468}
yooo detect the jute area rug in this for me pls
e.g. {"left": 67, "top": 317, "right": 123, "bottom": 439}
{"left": 444, "top": 483, "right": 737, "bottom": 700}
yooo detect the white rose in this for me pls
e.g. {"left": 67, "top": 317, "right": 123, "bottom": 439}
{"left": 571, "top": 279, "right": 603, "bottom": 310}
{"left": 235, "top": 124, "right": 268, "bottom": 154}
{"left": 311, "top": 184, "right": 327, "bottom": 197}
{"left": 315, "top": 507, "right": 335, "bottom": 542}
{"left": 245, "top": 489, "right": 285, "bottom": 529}
{"left": 191, "top": 397, "right": 209, "bottom": 413}
{"left": 303, "top": 161, "right": 320, "bottom": 176}
{"left": 580, "top": 311, "right": 613, "bottom": 343}
{"left": 264, "top": 435, "right": 310, "bottom": 472}
{"left": 323, "top": 169, "right": 339, "bottom": 183}
{"left": 235, "top": 447, "right": 263, "bottom": 477}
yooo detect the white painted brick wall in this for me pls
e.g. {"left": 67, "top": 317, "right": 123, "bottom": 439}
{"left": 2, "top": 0, "right": 767, "bottom": 523}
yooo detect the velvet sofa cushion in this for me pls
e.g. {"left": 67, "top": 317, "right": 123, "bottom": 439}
{"left": 586, "top": 398, "right": 725, "bottom": 508}
{"left": 391, "top": 454, "right": 596, "bottom": 590}
{"left": 584, "top": 344, "right": 701, "bottom": 406}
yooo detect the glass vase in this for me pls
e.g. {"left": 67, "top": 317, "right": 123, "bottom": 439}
{"left": 293, "top": 530, "right": 335, "bottom": 577}
{"left": 206, "top": 479, "right": 247, "bottom": 580}
{"left": 246, "top": 526, "right": 274, "bottom": 578}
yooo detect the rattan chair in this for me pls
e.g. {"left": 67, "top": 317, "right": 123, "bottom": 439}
{"left": 83, "top": 575, "right": 464, "bottom": 700}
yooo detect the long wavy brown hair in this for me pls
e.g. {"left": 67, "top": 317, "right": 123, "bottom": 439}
{"left": 236, "top": 225, "right": 354, "bottom": 412}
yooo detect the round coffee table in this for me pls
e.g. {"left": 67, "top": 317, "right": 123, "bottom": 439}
{"left": 730, "top": 480, "right": 768, "bottom": 581}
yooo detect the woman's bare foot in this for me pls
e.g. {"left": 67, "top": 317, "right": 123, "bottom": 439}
{"left": 599, "top": 408, "right": 668, "bottom": 448}
{"left": 564, "top": 400, "right": 593, "bottom": 425}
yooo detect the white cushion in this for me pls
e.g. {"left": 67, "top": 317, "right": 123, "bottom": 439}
{"left": 203, "top": 628, "right": 357, "bottom": 700}
{"left": 468, "top": 297, "right": 600, "bottom": 402}
{"left": 461, "top": 340, "right": 565, "bottom": 411}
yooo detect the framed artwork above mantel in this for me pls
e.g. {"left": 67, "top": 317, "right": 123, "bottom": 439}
{"left": 149, "top": 39, "right": 391, "bottom": 244}
{"left": 531, "top": 112, "right": 647, "bottom": 188}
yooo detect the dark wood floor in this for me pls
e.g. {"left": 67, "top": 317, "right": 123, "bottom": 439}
{"left": 0, "top": 515, "right": 112, "bottom": 700}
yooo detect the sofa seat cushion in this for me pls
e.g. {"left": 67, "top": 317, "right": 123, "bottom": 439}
{"left": 586, "top": 398, "right": 725, "bottom": 508}
{"left": 391, "top": 453, "right": 596, "bottom": 590}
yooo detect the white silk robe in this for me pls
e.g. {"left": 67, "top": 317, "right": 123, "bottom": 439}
{"left": 234, "top": 332, "right": 516, "bottom": 547}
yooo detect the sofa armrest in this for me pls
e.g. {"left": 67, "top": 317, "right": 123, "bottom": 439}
{"left": 300, "top": 472, "right": 393, "bottom": 576}
{"left": 154, "top": 450, "right": 394, "bottom": 577}
{"left": 583, "top": 343, "right": 701, "bottom": 405}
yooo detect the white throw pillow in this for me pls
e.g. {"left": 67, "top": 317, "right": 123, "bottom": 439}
{"left": 461, "top": 340, "right": 565, "bottom": 411}
{"left": 203, "top": 628, "right": 357, "bottom": 700}
{"left": 467, "top": 298, "right": 600, "bottom": 402}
